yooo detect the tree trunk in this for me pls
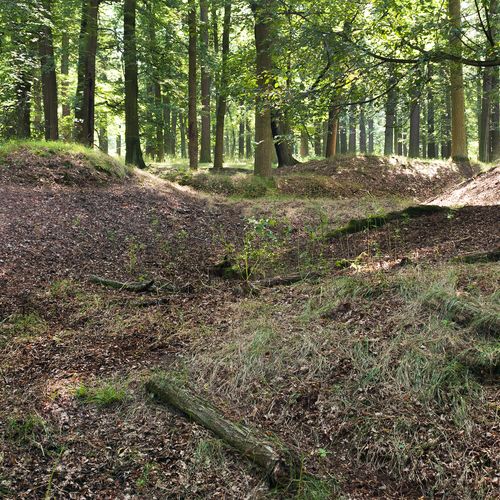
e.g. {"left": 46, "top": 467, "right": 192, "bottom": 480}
{"left": 368, "top": 114, "right": 374, "bottom": 154}
{"left": 15, "top": 73, "right": 32, "bottom": 139}
{"left": 340, "top": 112, "right": 348, "bottom": 154}
{"left": 409, "top": 88, "right": 420, "bottom": 158}
{"left": 252, "top": 1, "right": 274, "bottom": 177}
{"left": 479, "top": 68, "right": 492, "bottom": 162}
{"left": 271, "top": 110, "right": 299, "bottom": 167}
{"left": 180, "top": 114, "right": 187, "bottom": 158}
{"left": 116, "top": 134, "right": 122, "bottom": 156}
{"left": 213, "top": 1, "right": 231, "bottom": 170}
{"left": 359, "top": 108, "right": 367, "bottom": 153}
{"left": 200, "top": 0, "right": 212, "bottom": 163}
{"left": 348, "top": 106, "right": 356, "bottom": 153}
{"left": 427, "top": 77, "right": 437, "bottom": 158}
{"left": 39, "top": 0, "right": 59, "bottom": 141}
{"left": 245, "top": 115, "right": 252, "bottom": 158}
{"left": 124, "top": 0, "right": 146, "bottom": 168}
{"left": 60, "top": 31, "right": 71, "bottom": 119}
{"left": 171, "top": 110, "right": 178, "bottom": 156}
{"left": 98, "top": 126, "right": 108, "bottom": 153}
{"left": 163, "top": 95, "right": 172, "bottom": 156}
{"left": 448, "top": 0, "right": 468, "bottom": 160}
{"left": 491, "top": 67, "right": 500, "bottom": 161}
{"left": 300, "top": 128, "right": 309, "bottom": 157}
{"left": 325, "top": 106, "right": 338, "bottom": 158}
{"left": 75, "top": 0, "right": 99, "bottom": 146}
{"left": 188, "top": 0, "right": 199, "bottom": 169}
{"left": 384, "top": 73, "right": 397, "bottom": 155}
{"left": 314, "top": 122, "right": 322, "bottom": 156}
{"left": 239, "top": 116, "right": 245, "bottom": 158}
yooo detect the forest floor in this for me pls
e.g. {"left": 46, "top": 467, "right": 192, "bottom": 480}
{"left": 0, "top": 144, "right": 499, "bottom": 499}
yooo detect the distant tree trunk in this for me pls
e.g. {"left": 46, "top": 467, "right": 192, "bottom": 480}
{"left": 300, "top": 128, "right": 309, "bottom": 157}
{"left": 314, "top": 122, "right": 322, "bottom": 156}
{"left": 245, "top": 116, "right": 252, "bottom": 158}
{"left": 427, "top": 78, "right": 437, "bottom": 158}
{"left": 348, "top": 106, "right": 356, "bottom": 153}
{"left": 60, "top": 31, "right": 71, "bottom": 119}
{"left": 340, "top": 112, "right": 348, "bottom": 154}
{"left": 98, "top": 126, "right": 108, "bottom": 153}
{"left": 271, "top": 111, "right": 298, "bottom": 167}
{"left": 441, "top": 77, "right": 452, "bottom": 158}
{"left": 479, "top": 68, "right": 492, "bottom": 162}
{"left": 384, "top": 74, "right": 397, "bottom": 155}
{"left": 491, "top": 67, "right": 500, "bottom": 161}
{"left": 124, "top": 0, "right": 146, "bottom": 168}
{"left": 39, "top": 0, "right": 59, "bottom": 141}
{"left": 213, "top": 1, "right": 231, "bottom": 170}
{"left": 252, "top": 1, "right": 274, "bottom": 177}
{"left": 325, "top": 106, "right": 338, "bottom": 158}
{"left": 154, "top": 83, "right": 165, "bottom": 162}
{"left": 75, "top": 0, "right": 99, "bottom": 146}
{"left": 409, "top": 88, "right": 420, "bottom": 157}
{"left": 180, "top": 114, "right": 187, "bottom": 158}
{"left": 239, "top": 109, "right": 245, "bottom": 158}
{"left": 188, "top": 0, "right": 199, "bottom": 169}
{"left": 163, "top": 95, "right": 172, "bottom": 156}
{"left": 116, "top": 134, "right": 122, "bottom": 156}
{"left": 368, "top": 114, "right": 374, "bottom": 153}
{"left": 359, "top": 108, "right": 367, "bottom": 153}
{"left": 171, "top": 111, "right": 178, "bottom": 156}
{"left": 200, "top": 0, "right": 212, "bottom": 163}
{"left": 15, "top": 73, "right": 32, "bottom": 139}
{"left": 448, "top": 0, "right": 468, "bottom": 160}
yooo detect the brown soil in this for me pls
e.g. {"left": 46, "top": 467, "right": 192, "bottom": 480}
{"left": 428, "top": 165, "right": 500, "bottom": 206}
{"left": 277, "top": 155, "right": 471, "bottom": 199}
{"left": 1, "top": 152, "right": 498, "bottom": 499}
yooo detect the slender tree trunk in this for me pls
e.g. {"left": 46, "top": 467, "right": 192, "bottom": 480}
{"left": 124, "top": 0, "right": 146, "bottom": 168}
{"left": 427, "top": 77, "right": 437, "bottom": 158}
{"left": 359, "top": 108, "right": 367, "bottom": 153}
{"left": 188, "top": 0, "right": 199, "bottom": 169}
{"left": 300, "top": 128, "right": 309, "bottom": 157}
{"left": 98, "top": 126, "right": 108, "bottom": 153}
{"left": 239, "top": 108, "right": 245, "bottom": 159}
{"left": 448, "top": 0, "right": 468, "bottom": 160}
{"left": 39, "top": 0, "right": 59, "bottom": 141}
{"left": 384, "top": 74, "right": 397, "bottom": 155}
{"left": 340, "top": 112, "right": 348, "bottom": 154}
{"left": 60, "top": 31, "right": 71, "bottom": 118}
{"left": 409, "top": 88, "right": 420, "bottom": 157}
{"left": 116, "top": 134, "right": 122, "bottom": 156}
{"left": 16, "top": 73, "right": 32, "bottom": 139}
{"left": 213, "top": 1, "right": 231, "bottom": 170}
{"left": 163, "top": 95, "right": 172, "bottom": 155}
{"left": 348, "top": 106, "right": 356, "bottom": 153}
{"left": 200, "top": 0, "right": 212, "bottom": 163}
{"left": 368, "top": 113, "right": 374, "bottom": 153}
{"left": 314, "top": 122, "right": 322, "bottom": 156}
{"left": 180, "top": 114, "right": 187, "bottom": 158}
{"left": 491, "top": 67, "right": 500, "bottom": 161}
{"left": 271, "top": 110, "right": 298, "bottom": 166}
{"left": 245, "top": 115, "right": 252, "bottom": 158}
{"left": 252, "top": 1, "right": 274, "bottom": 177}
{"left": 75, "top": 0, "right": 99, "bottom": 146}
{"left": 325, "top": 106, "right": 338, "bottom": 158}
{"left": 171, "top": 110, "right": 178, "bottom": 156}
{"left": 479, "top": 68, "right": 492, "bottom": 162}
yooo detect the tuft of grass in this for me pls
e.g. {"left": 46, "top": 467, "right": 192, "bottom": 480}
{"left": 193, "top": 438, "right": 226, "bottom": 468}
{"left": 0, "top": 312, "right": 47, "bottom": 346}
{"left": 74, "top": 382, "right": 127, "bottom": 407}
{"left": 6, "top": 413, "right": 51, "bottom": 452}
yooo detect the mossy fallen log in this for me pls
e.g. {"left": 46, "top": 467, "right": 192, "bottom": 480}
{"left": 90, "top": 275, "right": 155, "bottom": 292}
{"left": 255, "top": 272, "right": 321, "bottom": 288}
{"left": 145, "top": 375, "right": 300, "bottom": 488}
{"left": 327, "top": 204, "right": 449, "bottom": 239}
{"left": 452, "top": 247, "right": 500, "bottom": 264}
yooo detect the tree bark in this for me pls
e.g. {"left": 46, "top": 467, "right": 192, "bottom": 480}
{"left": 325, "top": 106, "right": 338, "bottom": 158}
{"left": 384, "top": 72, "right": 397, "bottom": 155}
{"left": 491, "top": 67, "right": 500, "bottom": 161}
{"left": 479, "top": 68, "right": 492, "bottom": 162}
{"left": 39, "top": 0, "right": 59, "bottom": 141}
{"left": 60, "top": 31, "right": 71, "bottom": 119}
{"left": 271, "top": 110, "right": 299, "bottom": 167}
{"left": 339, "top": 112, "right": 348, "bottom": 154}
{"left": 124, "top": 0, "right": 146, "bottom": 168}
{"left": 409, "top": 88, "right": 420, "bottom": 157}
{"left": 359, "top": 108, "right": 367, "bottom": 153}
{"left": 348, "top": 105, "right": 356, "bottom": 153}
{"left": 448, "top": 0, "right": 468, "bottom": 160}
{"left": 75, "top": 0, "right": 99, "bottom": 146}
{"left": 200, "top": 0, "right": 212, "bottom": 163}
{"left": 300, "top": 128, "right": 309, "bottom": 157}
{"left": 171, "top": 110, "right": 178, "bottom": 156}
{"left": 245, "top": 115, "right": 253, "bottom": 158}
{"left": 146, "top": 375, "right": 299, "bottom": 488}
{"left": 188, "top": 0, "right": 199, "bottom": 169}
{"left": 252, "top": 1, "right": 274, "bottom": 177}
{"left": 213, "top": 1, "right": 231, "bottom": 170}
{"left": 180, "top": 114, "right": 187, "bottom": 158}
{"left": 427, "top": 76, "right": 437, "bottom": 158}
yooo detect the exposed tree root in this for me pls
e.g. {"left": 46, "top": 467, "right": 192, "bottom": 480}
{"left": 90, "top": 275, "right": 155, "bottom": 292}
{"left": 452, "top": 247, "right": 500, "bottom": 263}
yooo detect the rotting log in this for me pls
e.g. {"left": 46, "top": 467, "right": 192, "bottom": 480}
{"left": 326, "top": 204, "right": 450, "bottom": 239}
{"left": 255, "top": 273, "right": 321, "bottom": 288}
{"left": 145, "top": 375, "right": 299, "bottom": 488}
{"left": 452, "top": 247, "right": 500, "bottom": 264}
{"left": 90, "top": 275, "right": 154, "bottom": 292}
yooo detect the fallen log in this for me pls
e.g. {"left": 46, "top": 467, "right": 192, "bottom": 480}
{"left": 452, "top": 247, "right": 500, "bottom": 264}
{"left": 254, "top": 272, "right": 321, "bottom": 288}
{"left": 90, "top": 275, "right": 154, "bottom": 292}
{"left": 145, "top": 375, "right": 299, "bottom": 488}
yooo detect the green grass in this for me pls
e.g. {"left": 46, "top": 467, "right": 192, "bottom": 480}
{"left": 0, "top": 312, "right": 47, "bottom": 346}
{"left": 0, "top": 140, "right": 131, "bottom": 178}
{"left": 6, "top": 413, "right": 51, "bottom": 450}
{"left": 74, "top": 381, "right": 127, "bottom": 406}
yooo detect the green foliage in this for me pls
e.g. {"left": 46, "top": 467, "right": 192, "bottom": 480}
{"left": 0, "top": 312, "right": 47, "bottom": 346}
{"left": 6, "top": 414, "right": 50, "bottom": 448}
{"left": 75, "top": 382, "right": 127, "bottom": 407}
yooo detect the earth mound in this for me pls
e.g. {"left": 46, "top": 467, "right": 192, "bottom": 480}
{"left": 0, "top": 141, "right": 131, "bottom": 186}
{"left": 277, "top": 155, "right": 472, "bottom": 199}
{"left": 428, "top": 165, "right": 500, "bottom": 206}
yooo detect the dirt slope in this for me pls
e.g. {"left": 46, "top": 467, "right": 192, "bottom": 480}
{"left": 428, "top": 165, "right": 500, "bottom": 206}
